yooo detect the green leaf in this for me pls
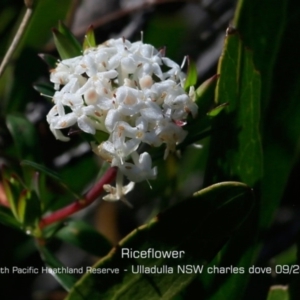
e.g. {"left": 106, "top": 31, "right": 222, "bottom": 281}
{"left": 55, "top": 220, "right": 112, "bottom": 257}
{"left": 205, "top": 29, "right": 262, "bottom": 186}
{"left": 184, "top": 57, "right": 197, "bottom": 91}
{"left": 21, "top": 160, "right": 61, "bottom": 182}
{"left": 207, "top": 103, "right": 228, "bottom": 117}
{"left": 202, "top": 29, "right": 262, "bottom": 299}
{"left": 38, "top": 244, "right": 78, "bottom": 291}
{"left": 52, "top": 25, "right": 81, "bottom": 60}
{"left": 1, "top": 168, "right": 41, "bottom": 230}
{"left": 17, "top": 189, "right": 30, "bottom": 224}
{"left": 177, "top": 74, "right": 220, "bottom": 148}
{"left": 33, "top": 81, "right": 55, "bottom": 97}
{"left": 17, "top": 189, "right": 41, "bottom": 228}
{"left": 66, "top": 182, "right": 254, "bottom": 300}
{"left": 21, "top": 160, "right": 81, "bottom": 209}
{"left": 83, "top": 25, "right": 96, "bottom": 50}
{"left": 0, "top": 0, "right": 74, "bottom": 113}
{"left": 2, "top": 180, "right": 18, "bottom": 222}
{"left": 20, "top": 0, "right": 74, "bottom": 50}
{"left": 233, "top": 0, "right": 287, "bottom": 111}
{"left": 57, "top": 21, "right": 82, "bottom": 55}
{"left": 38, "top": 53, "right": 58, "bottom": 68}
{"left": 272, "top": 245, "right": 297, "bottom": 266}
{"left": 267, "top": 286, "right": 289, "bottom": 300}
{"left": 0, "top": 206, "right": 21, "bottom": 230}
{"left": 1, "top": 172, "right": 25, "bottom": 223}
{"left": 230, "top": 0, "right": 300, "bottom": 236}
{"left": 53, "top": 155, "right": 98, "bottom": 203}
{"left": 195, "top": 74, "right": 219, "bottom": 113}
{"left": 6, "top": 114, "right": 39, "bottom": 160}
{"left": 259, "top": 0, "right": 300, "bottom": 230}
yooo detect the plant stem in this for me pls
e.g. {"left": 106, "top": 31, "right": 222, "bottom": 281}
{"left": 0, "top": 2, "right": 33, "bottom": 77}
{"left": 39, "top": 167, "right": 117, "bottom": 229}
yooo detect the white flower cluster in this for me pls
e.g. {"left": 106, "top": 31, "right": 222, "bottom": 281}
{"left": 47, "top": 37, "right": 197, "bottom": 201}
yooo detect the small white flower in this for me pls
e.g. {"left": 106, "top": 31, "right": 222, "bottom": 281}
{"left": 103, "top": 169, "right": 135, "bottom": 207}
{"left": 119, "top": 152, "right": 157, "bottom": 183}
{"left": 46, "top": 37, "right": 198, "bottom": 201}
{"left": 50, "top": 56, "right": 83, "bottom": 90}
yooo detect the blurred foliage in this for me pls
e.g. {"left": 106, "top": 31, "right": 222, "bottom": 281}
{"left": 0, "top": 0, "right": 300, "bottom": 299}
{"left": 67, "top": 182, "right": 254, "bottom": 299}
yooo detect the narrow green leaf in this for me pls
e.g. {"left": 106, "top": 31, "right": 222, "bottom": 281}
{"left": 2, "top": 176, "right": 22, "bottom": 222}
{"left": 17, "top": 189, "right": 30, "bottom": 224}
{"left": 184, "top": 57, "right": 197, "bottom": 91}
{"left": 33, "top": 81, "right": 55, "bottom": 97}
{"left": 53, "top": 155, "right": 98, "bottom": 208}
{"left": 202, "top": 29, "right": 262, "bottom": 300}
{"left": 199, "top": 1, "right": 300, "bottom": 298}
{"left": 2, "top": 180, "right": 17, "bottom": 221}
{"left": 18, "top": 0, "right": 74, "bottom": 50}
{"left": 52, "top": 28, "right": 81, "bottom": 60}
{"left": 260, "top": 0, "right": 300, "bottom": 230}
{"left": 57, "top": 21, "right": 82, "bottom": 54}
{"left": 176, "top": 128, "right": 211, "bottom": 152}
{"left": 21, "top": 160, "right": 81, "bottom": 203}
{"left": 207, "top": 103, "right": 228, "bottom": 117}
{"left": 38, "top": 53, "right": 58, "bottom": 68}
{"left": 83, "top": 25, "right": 96, "bottom": 50}
{"left": 17, "top": 189, "right": 41, "bottom": 228}
{"left": 205, "top": 28, "right": 262, "bottom": 189}
{"left": 21, "top": 160, "right": 61, "bottom": 182}
{"left": 178, "top": 74, "right": 220, "bottom": 149}
{"left": 41, "top": 222, "right": 65, "bottom": 240}
{"left": 178, "top": 73, "right": 220, "bottom": 147}
{"left": 55, "top": 220, "right": 112, "bottom": 257}
{"left": 0, "top": 206, "right": 21, "bottom": 230}
{"left": 267, "top": 286, "right": 289, "bottom": 300}
{"left": 272, "top": 245, "right": 297, "bottom": 266}
{"left": 38, "top": 245, "right": 78, "bottom": 292}
{"left": 1, "top": 169, "right": 41, "bottom": 229}
{"left": 233, "top": 0, "right": 287, "bottom": 110}
{"left": 66, "top": 182, "right": 254, "bottom": 300}
{"left": 195, "top": 74, "right": 219, "bottom": 113}
{"left": 6, "top": 114, "right": 39, "bottom": 160}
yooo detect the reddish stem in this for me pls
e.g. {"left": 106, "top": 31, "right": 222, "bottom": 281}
{"left": 0, "top": 182, "right": 10, "bottom": 208}
{"left": 39, "top": 167, "right": 117, "bottom": 229}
